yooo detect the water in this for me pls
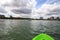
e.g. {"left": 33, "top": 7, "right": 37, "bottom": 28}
{"left": 0, "top": 19, "right": 60, "bottom": 40}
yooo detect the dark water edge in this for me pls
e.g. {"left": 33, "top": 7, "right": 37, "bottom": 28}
{"left": 0, "top": 19, "right": 60, "bottom": 40}
{"left": 0, "top": 18, "right": 60, "bottom": 21}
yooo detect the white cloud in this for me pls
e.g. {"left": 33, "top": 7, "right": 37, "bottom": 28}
{"left": 0, "top": 0, "right": 12, "bottom": 5}
{"left": 0, "top": 0, "right": 37, "bottom": 18}
{"left": 0, "top": 0, "right": 60, "bottom": 19}
{"left": 37, "top": 0, "right": 60, "bottom": 19}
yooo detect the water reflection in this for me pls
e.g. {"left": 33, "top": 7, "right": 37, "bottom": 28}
{"left": 0, "top": 20, "right": 60, "bottom": 40}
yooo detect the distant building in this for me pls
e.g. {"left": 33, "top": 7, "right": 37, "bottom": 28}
{"left": 10, "top": 15, "right": 13, "bottom": 18}
{"left": 50, "top": 17, "right": 54, "bottom": 20}
{"left": 47, "top": 18, "right": 50, "bottom": 20}
{"left": 0, "top": 15, "right": 5, "bottom": 18}
{"left": 40, "top": 17, "right": 43, "bottom": 20}
{"left": 56, "top": 17, "right": 60, "bottom": 20}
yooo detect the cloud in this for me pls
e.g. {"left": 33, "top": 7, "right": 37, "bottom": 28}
{"left": 47, "top": 7, "right": 60, "bottom": 15}
{"left": 46, "top": 0, "right": 60, "bottom": 4}
{"left": 0, "top": 0, "right": 12, "bottom": 5}
{"left": 0, "top": 0, "right": 60, "bottom": 19}
{"left": 0, "top": 7, "right": 7, "bottom": 13}
{"left": 37, "top": 0, "right": 60, "bottom": 18}
{"left": 0, "top": 0, "right": 37, "bottom": 18}
{"left": 2, "top": 0, "right": 29, "bottom": 7}
{"left": 11, "top": 8, "right": 32, "bottom": 14}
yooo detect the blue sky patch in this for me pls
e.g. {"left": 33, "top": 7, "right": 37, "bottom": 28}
{"left": 36, "top": 0, "right": 46, "bottom": 9}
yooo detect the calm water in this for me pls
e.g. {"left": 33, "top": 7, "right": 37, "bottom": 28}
{"left": 0, "top": 19, "right": 60, "bottom": 40}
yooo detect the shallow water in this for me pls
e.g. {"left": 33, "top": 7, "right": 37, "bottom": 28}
{"left": 0, "top": 19, "right": 60, "bottom": 40}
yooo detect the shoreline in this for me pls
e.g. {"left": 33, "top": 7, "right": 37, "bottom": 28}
{"left": 0, "top": 18, "right": 60, "bottom": 21}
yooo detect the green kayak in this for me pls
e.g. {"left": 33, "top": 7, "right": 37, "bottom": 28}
{"left": 32, "top": 33, "right": 54, "bottom": 40}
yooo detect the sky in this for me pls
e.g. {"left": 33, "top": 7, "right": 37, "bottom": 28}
{"left": 36, "top": 0, "right": 46, "bottom": 8}
{"left": 0, "top": 0, "right": 60, "bottom": 19}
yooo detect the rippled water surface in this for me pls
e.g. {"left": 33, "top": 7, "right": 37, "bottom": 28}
{"left": 0, "top": 19, "right": 60, "bottom": 40}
